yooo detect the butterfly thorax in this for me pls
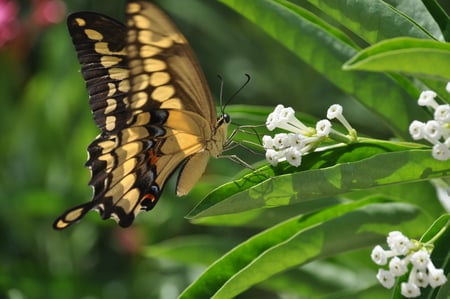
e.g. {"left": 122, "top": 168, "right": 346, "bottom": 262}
{"left": 206, "top": 113, "right": 230, "bottom": 158}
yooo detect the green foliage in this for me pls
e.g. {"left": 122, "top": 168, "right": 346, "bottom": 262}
{"left": 2, "top": 0, "right": 450, "bottom": 299}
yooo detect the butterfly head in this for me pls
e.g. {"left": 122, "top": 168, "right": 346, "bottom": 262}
{"left": 217, "top": 113, "right": 231, "bottom": 126}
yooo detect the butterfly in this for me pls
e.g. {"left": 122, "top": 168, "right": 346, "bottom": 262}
{"left": 53, "top": 0, "right": 230, "bottom": 229}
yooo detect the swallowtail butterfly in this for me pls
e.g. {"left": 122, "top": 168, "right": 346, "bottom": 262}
{"left": 53, "top": 0, "right": 229, "bottom": 229}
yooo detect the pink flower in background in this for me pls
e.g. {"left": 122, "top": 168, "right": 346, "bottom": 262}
{"left": 0, "top": 0, "right": 66, "bottom": 53}
{"left": 32, "top": 0, "right": 66, "bottom": 27}
{"left": 0, "top": 0, "right": 20, "bottom": 47}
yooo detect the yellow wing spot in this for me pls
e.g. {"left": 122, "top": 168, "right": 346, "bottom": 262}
{"left": 118, "top": 79, "right": 130, "bottom": 93}
{"left": 133, "top": 15, "right": 151, "bottom": 30}
{"left": 97, "top": 138, "right": 118, "bottom": 154}
{"left": 55, "top": 207, "right": 85, "bottom": 229}
{"left": 149, "top": 72, "right": 171, "bottom": 86}
{"left": 128, "top": 43, "right": 138, "bottom": 57}
{"left": 140, "top": 45, "right": 161, "bottom": 58}
{"left": 105, "top": 116, "right": 117, "bottom": 131}
{"left": 120, "top": 188, "right": 141, "bottom": 212}
{"left": 128, "top": 112, "right": 150, "bottom": 126}
{"left": 104, "top": 98, "right": 117, "bottom": 114}
{"left": 109, "top": 158, "right": 138, "bottom": 187}
{"left": 160, "top": 98, "right": 183, "bottom": 109}
{"left": 109, "top": 68, "right": 128, "bottom": 81}
{"left": 129, "top": 59, "right": 144, "bottom": 75}
{"left": 98, "top": 152, "right": 116, "bottom": 171}
{"left": 127, "top": 3, "right": 141, "bottom": 14}
{"left": 94, "top": 42, "right": 126, "bottom": 55}
{"left": 152, "top": 85, "right": 175, "bottom": 102}
{"left": 131, "top": 92, "right": 148, "bottom": 109}
{"left": 74, "top": 17, "right": 86, "bottom": 27}
{"left": 144, "top": 58, "right": 166, "bottom": 72}
{"left": 128, "top": 29, "right": 137, "bottom": 43}
{"left": 169, "top": 33, "right": 186, "bottom": 44}
{"left": 101, "top": 56, "right": 122, "bottom": 68}
{"left": 106, "top": 83, "right": 116, "bottom": 97}
{"left": 132, "top": 74, "right": 149, "bottom": 91}
{"left": 106, "top": 173, "right": 137, "bottom": 204}
{"left": 116, "top": 142, "right": 143, "bottom": 160}
{"left": 84, "top": 29, "right": 103, "bottom": 40}
{"left": 139, "top": 30, "right": 173, "bottom": 49}
{"left": 152, "top": 36, "right": 173, "bottom": 48}
{"left": 120, "top": 127, "right": 149, "bottom": 143}
{"left": 123, "top": 96, "right": 130, "bottom": 106}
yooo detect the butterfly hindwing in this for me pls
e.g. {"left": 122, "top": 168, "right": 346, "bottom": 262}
{"left": 53, "top": 0, "right": 229, "bottom": 229}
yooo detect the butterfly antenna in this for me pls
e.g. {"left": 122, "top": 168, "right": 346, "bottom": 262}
{"left": 217, "top": 74, "right": 225, "bottom": 114}
{"left": 223, "top": 74, "right": 251, "bottom": 109}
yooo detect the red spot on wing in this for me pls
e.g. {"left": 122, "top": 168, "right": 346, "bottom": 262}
{"left": 148, "top": 148, "right": 158, "bottom": 165}
{"left": 142, "top": 193, "right": 156, "bottom": 203}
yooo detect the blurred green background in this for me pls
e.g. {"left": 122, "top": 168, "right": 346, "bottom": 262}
{"left": 1, "top": 0, "right": 432, "bottom": 298}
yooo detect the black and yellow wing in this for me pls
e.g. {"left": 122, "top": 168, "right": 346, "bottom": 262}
{"left": 53, "top": 0, "right": 229, "bottom": 229}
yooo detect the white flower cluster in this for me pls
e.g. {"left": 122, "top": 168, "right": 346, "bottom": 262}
{"left": 263, "top": 104, "right": 356, "bottom": 167}
{"left": 371, "top": 231, "right": 447, "bottom": 298}
{"left": 409, "top": 82, "right": 450, "bottom": 160}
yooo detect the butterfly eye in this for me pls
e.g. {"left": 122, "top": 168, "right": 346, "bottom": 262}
{"left": 220, "top": 113, "right": 231, "bottom": 124}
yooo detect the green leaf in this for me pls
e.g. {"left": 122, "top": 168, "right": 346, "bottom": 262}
{"left": 143, "top": 235, "right": 239, "bottom": 266}
{"left": 343, "top": 37, "right": 450, "bottom": 80}
{"left": 419, "top": 214, "right": 450, "bottom": 244}
{"left": 179, "top": 198, "right": 422, "bottom": 299}
{"left": 306, "top": 0, "right": 436, "bottom": 43}
{"left": 422, "top": 0, "right": 450, "bottom": 41}
{"left": 188, "top": 140, "right": 449, "bottom": 219}
{"left": 220, "top": 0, "right": 428, "bottom": 138}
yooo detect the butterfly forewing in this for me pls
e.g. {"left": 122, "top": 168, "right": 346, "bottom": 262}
{"left": 67, "top": 13, "right": 130, "bottom": 132}
{"left": 53, "top": 0, "right": 228, "bottom": 230}
{"left": 126, "top": 1, "right": 216, "bottom": 122}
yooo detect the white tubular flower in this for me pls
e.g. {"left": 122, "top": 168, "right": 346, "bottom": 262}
{"left": 285, "top": 147, "right": 302, "bottom": 167}
{"left": 371, "top": 245, "right": 389, "bottom": 265}
{"left": 266, "top": 105, "right": 285, "bottom": 131}
{"left": 377, "top": 269, "right": 395, "bottom": 289}
{"left": 428, "top": 262, "right": 448, "bottom": 288}
{"left": 418, "top": 90, "right": 438, "bottom": 109}
{"left": 409, "top": 120, "right": 425, "bottom": 140}
{"left": 424, "top": 120, "right": 442, "bottom": 143}
{"left": 266, "top": 111, "right": 280, "bottom": 131}
{"left": 389, "top": 256, "right": 408, "bottom": 276}
{"left": 285, "top": 133, "right": 300, "bottom": 147}
{"left": 316, "top": 119, "right": 331, "bottom": 137}
{"left": 265, "top": 149, "right": 280, "bottom": 166}
{"left": 387, "top": 231, "right": 411, "bottom": 255}
{"left": 373, "top": 230, "right": 448, "bottom": 296}
{"left": 273, "top": 133, "right": 288, "bottom": 149}
{"left": 262, "top": 135, "right": 274, "bottom": 149}
{"left": 410, "top": 250, "right": 430, "bottom": 271}
{"left": 264, "top": 104, "right": 357, "bottom": 167}
{"left": 401, "top": 281, "right": 421, "bottom": 298}
{"left": 434, "top": 104, "right": 450, "bottom": 122}
{"left": 411, "top": 269, "right": 429, "bottom": 288}
{"left": 410, "top": 83, "right": 450, "bottom": 161}
{"left": 277, "top": 106, "right": 312, "bottom": 134}
{"left": 290, "top": 133, "right": 304, "bottom": 149}
{"left": 326, "top": 104, "right": 354, "bottom": 134}
{"left": 432, "top": 143, "right": 450, "bottom": 161}
{"left": 274, "top": 104, "right": 285, "bottom": 114}
{"left": 327, "top": 104, "right": 343, "bottom": 119}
